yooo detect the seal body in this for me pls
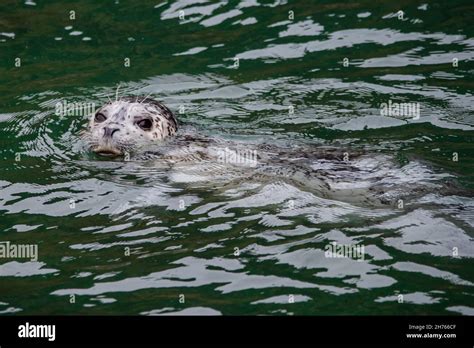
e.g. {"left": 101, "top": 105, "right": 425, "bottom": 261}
{"left": 80, "top": 98, "right": 456, "bottom": 207}
{"left": 83, "top": 96, "right": 177, "bottom": 156}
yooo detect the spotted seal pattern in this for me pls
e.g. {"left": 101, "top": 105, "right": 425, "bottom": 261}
{"left": 81, "top": 100, "right": 465, "bottom": 207}
{"left": 82, "top": 96, "right": 178, "bottom": 156}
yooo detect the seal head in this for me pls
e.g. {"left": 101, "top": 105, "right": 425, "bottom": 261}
{"left": 84, "top": 96, "right": 178, "bottom": 156}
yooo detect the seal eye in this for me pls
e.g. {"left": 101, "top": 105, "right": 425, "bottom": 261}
{"left": 137, "top": 119, "right": 152, "bottom": 130}
{"left": 95, "top": 113, "right": 106, "bottom": 123}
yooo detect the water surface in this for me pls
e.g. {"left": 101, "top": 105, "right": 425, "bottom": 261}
{"left": 0, "top": 0, "right": 473, "bottom": 315}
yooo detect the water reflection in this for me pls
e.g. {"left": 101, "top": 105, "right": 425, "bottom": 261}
{"left": 0, "top": 0, "right": 473, "bottom": 315}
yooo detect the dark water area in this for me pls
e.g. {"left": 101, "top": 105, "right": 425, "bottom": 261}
{"left": 0, "top": 0, "right": 473, "bottom": 315}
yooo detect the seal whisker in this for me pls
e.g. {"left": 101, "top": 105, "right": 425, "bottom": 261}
{"left": 139, "top": 91, "right": 155, "bottom": 104}
{"left": 115, "top": 83, "right": 121, "bottom": 101}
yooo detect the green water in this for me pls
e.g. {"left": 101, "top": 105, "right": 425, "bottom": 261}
{"left": 0, "top": 0, "right": 473, "bottom": 315}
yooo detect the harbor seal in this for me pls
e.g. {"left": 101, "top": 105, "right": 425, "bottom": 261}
{"left": 80, "top": 96, "right": 463, "bottom": 208}
{"left": 83, "top": 96, "right": 177, "bottom": 156}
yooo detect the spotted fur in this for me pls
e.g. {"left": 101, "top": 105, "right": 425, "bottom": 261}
{"left": 83, "top": 96, "right": 178, "bottom": 156}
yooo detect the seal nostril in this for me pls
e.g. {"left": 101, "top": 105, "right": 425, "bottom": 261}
{"left": 103, "top": 127, "right": 120, "bottom": 138}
